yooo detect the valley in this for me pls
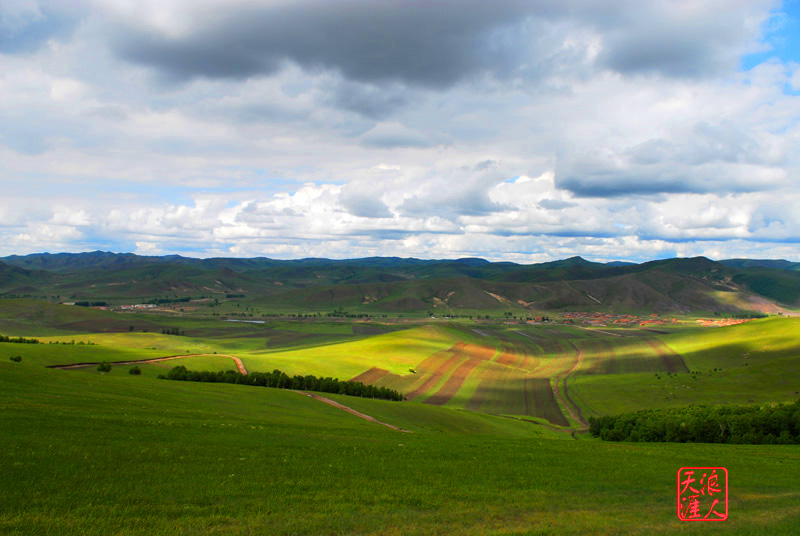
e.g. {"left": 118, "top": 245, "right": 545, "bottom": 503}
{"left": 2, "top": 253, "right": 800, "bottom": 534}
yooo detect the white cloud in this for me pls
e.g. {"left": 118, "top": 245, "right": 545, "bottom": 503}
{"left": 0, "top": 1, "right": 799, "bottom": 262}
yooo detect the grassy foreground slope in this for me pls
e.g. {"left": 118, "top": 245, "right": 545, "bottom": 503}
{"left": 3, "top": 360, "right": 800, "bottom": 535}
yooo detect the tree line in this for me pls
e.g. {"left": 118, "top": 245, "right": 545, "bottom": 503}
{"left": 161, "top": 327, "right": 185, "bottom": 336}
{"left": 147, "top": 296, "right": 193, "bottom": 305}
{"left": 589, "top": 400, "right": 800, "bottom": 444}
{"left": 0, "top": 335, "right": 40, "bottom": 344}
{"left": 160, "top": 365, "right": 405, "bottom": 401}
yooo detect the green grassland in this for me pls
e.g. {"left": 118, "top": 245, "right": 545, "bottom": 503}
{"left": 569, "top": 317, "right": 800, "bottom": 417}
{"left": 4, "top": 358, "right": 800, "bottom": 535}
{"left": 4, "top": 299, "right": 799, "bottom": 430}
{"left": 2, "top": 297, "right": 800, "bottom": 533}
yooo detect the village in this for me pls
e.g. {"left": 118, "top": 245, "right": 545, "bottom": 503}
{"left": 560, "top": 311, "right": 677, "bottom": 327}
{"left": 694, "top": 317, "right": 754, "bottom": 327}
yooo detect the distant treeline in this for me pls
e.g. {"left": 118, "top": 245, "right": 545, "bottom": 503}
{"left": 147, "top": 297, "right": 192, "bottom": 305}
{"left": 74, "top": 301, "right": 107, "bottom": 307}
{"left": 714, "top": 312, "right": 768, "bottom": 319}
{"left": 0, "top": 335, "right": 40, "bottom": 344}
{"left": 589, "top": 400, "right": 800, "bottom": 444}
{"left": 161, "top": 365, "right": 404, "bottom": 401}
{"left": 161, "top": 327, "right": 184, "bottom": 336}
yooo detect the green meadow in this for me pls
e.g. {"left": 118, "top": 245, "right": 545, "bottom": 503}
{"left": 4, "top": 354, "right": 800, "bottom": 535}
{"left": 2, "top": 299, "right": 800, "bottom": 534}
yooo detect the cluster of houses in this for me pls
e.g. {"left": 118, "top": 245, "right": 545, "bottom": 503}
{"left": 562, "top": 311, "right": 677, "bottom": 327}
{"left": 119, "top": 304, "right": 157, "bottom": 311}
{"left": 695, "top": 318, "right": 752, "bottom": 327}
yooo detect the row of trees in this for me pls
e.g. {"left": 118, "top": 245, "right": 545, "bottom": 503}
{"left": 589, "top": 400, "right": 800, "bottom": 444}
{"left": 161, "top": 365, "right": 404, "bottom": 401}
{"left": 161, "top": 328, "right": 185, "bottom": 336}
{"left": 147, "top": 296, "right": 193, "bottom": 305}
{"left": 327, "top": 307, "right": 377, "bottom": 318}
{"left": 0, "top": 335, "right": 40, "bottom": 344}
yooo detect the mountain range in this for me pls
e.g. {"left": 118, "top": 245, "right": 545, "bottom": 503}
{"left": 1, "top": 251, "right": 798, "bottom": 314}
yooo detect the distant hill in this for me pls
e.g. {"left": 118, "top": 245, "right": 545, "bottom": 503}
{"left": 0, "top": 252, "right": 798, "bottom": 313}
{"left": 720, "top": 258, "right": 800, "bottom": 270}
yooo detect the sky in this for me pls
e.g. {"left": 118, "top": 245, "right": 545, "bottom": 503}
{"left": 1, "top": 0, "right": 800, "bottom": 263}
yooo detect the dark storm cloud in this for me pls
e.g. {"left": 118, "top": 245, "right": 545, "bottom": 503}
{"left": 107, "top": 1, "right": 768, "bottom": 90}
{"left": 112, "top": 1, "right": 538, "bottom": 87}
{"left": 597, "top": 6, "right": 761, "bottom": 78}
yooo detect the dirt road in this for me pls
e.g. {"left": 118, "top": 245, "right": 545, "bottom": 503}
{"left": 296, "top": 391, "right": 413, "bottom": 433}
{"left": 48, "top": 353, "right": 248, "bottom": 375}
{"left": 552, "top": 342, "right": 588, "bottom": 429}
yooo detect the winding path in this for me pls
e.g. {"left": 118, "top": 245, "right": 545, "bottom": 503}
{"left": 552, "top": 342, "right": 588, "bottom": 429}
{"left": 48, "top": 353, "right": 248, "bottom": 375}
{"left": 51, "top": 355, "right": 415, "bottom": 432}
{"left": 295, "top": 391, "right": 413, "bottom": 433}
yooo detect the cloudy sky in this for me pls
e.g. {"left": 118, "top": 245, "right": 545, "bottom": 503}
{"left": 2, "top": 0, "right": 800, "bottom": 262}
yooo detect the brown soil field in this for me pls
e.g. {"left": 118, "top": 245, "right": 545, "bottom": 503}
{"left": 404, "top": 346, "right": 465, "bottom": 400}
{"left": 373, "top": 371, "right": 418, "bottom": 393}
{"left": 349, "top": 367, "right": 390, "bottom": 384}
{"left": 516, "top": 344, "right": 540, "bottom": 374}
{"left": 423, "top": 357, "right": 483, "bottom": 406}
{"left": 459, "top": 343, "right": 497, "bottom": 361}
{"left": 494, "top": 346, "right": 522, "bottom": 368}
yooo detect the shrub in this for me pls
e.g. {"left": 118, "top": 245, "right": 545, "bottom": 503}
{"left": 9, "top": 355, "right": 22, "bottom": 362}
{"left": 97, "top": 362, "right": 112, "bottom": 373}
{"left": 129, "top": 366, "right": 141, "bottom": 375}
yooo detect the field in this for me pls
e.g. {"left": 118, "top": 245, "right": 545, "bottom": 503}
{"left": 2, "top": 299, "right": 800, "bottom": 534}
{"left": 569, "top": 317, "right": 800, "bottom": 417}
{"left": 5, "top": 357, "right": 800, "bottom": 535}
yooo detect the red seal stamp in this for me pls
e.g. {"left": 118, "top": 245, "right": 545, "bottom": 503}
{"left": 677, "top": 467, "right": 728, "bottom": 521}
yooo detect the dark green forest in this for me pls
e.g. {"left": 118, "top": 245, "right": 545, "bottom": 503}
{"left": 589, "top": 401, "right": 800, "bottom": 444}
